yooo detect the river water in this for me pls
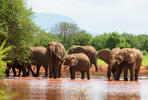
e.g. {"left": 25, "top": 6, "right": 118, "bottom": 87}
{"left": 1, "top": 77, "right": 148, "bottom": 100}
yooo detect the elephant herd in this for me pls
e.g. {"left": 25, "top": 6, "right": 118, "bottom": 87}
{"left": 5, "top": 41, "right": 143, "bottom": 81}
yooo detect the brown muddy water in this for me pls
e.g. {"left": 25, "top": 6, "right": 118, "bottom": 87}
{"left": 1, "top": 77, "right": 148, "bottom": 100}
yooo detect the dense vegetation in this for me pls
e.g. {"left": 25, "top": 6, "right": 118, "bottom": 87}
{"left": 0, "top": 0, "right": 148, "bottom": 68}
{"left": 36, "top": 22, "right": 148, "bottom": 55}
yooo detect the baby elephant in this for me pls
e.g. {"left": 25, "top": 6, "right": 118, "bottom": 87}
{"left": 63, "top": 53, "right": 90, "bottom": 80}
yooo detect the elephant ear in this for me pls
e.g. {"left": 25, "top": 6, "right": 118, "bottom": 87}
{"left": 70, "top": 56, "right": 78, "bottom": 66}
{"left": 98, "top": 49, "right": 113, "bottom": 64}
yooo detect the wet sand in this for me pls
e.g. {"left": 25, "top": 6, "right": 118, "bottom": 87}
{"left": 1, "top": 77, "right": 148, "bottom": 100}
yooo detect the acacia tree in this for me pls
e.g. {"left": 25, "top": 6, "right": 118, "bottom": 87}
{"left": 0, "top": 0, "right": 38, "bottom": 62}
{"left": 51, "top": 22, "right": 79, "bottom": 49}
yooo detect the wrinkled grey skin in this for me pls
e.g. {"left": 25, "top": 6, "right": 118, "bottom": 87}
{"left": 27, "top": 46, "right": 49, "bottom": 77}
{"left": 63, "top": 53, "right": 90, "bottom": 80}
{"left": 98, "top": 48, "right": 143, "bottom": 81}
{"left": 115, "top": 48, "right": 143, "bottom": 81}
{"left": 68, "top": 45, "right": 98, "bottom": 71}
{"left": 47, "top": 41, "right": 66, "bottom": 78}
{"left": 5, "top": 60, "right": 27, "bottom": 77}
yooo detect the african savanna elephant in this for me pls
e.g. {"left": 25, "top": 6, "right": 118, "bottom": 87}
{"left": 28, "top": 46, "right": 49, "bottom": 77}
{"left": 62, "top": 53, "right": 90, "bottom": 80}
{"left": 47, "top": 41, "right": 66, "bottom": 78}
{"left": 5, "top": 60, "right": 27, "bottom": 77}
{"left": 68, "top": 45, "right": 98, "bottom": 71}
{"left": 118, "top": 48, "right": 143, "bottom": 81}
{"left": 98, "top": 48, "right": 143, "bottom": 81}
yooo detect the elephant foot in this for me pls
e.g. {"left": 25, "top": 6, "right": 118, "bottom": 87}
{"left": 71, "top": 77, "right": 75, "bottom": 80}
{"left": 26, "top": 72, "right": 30, "bottom": 76}
{"left": 130, "top": 78, "right": 134, "bottom": 81}
{"left": 124, "top": 78, "right": 128, "bottom": 81}
{"left": 54, "top": 76, "right": 57, "bottom": 79}
{"left": 13, "top": 75, "right": 17, "bottom": 77}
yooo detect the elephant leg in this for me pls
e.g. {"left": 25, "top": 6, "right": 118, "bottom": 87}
{"left": 58, "top": 65, "right": 62, "bottom": 78}
{"left": 135, "top": 67, "right": 140, "bottom": 81}
{"left": 86, "top": 71, "right": 90, "bottom": 80}
{"left": 21, "top": 65, "right": 27, "bottom": 77}
{"left": 5, "top": 68, "right": 10, "bottom": 77}
{"left": 44, "top": 65, "right": 48, "bottom": 77}
{"left": 26, "top": 63, "right": 36, "bottom": 77}
{"left": 53, "top": 64, "right": 58, "bottom": 79}
{"left": 70, "top": 67, "right": 75, "bottom": 79}
{"left": 107, "top": 66, "right": 112, "bottom": 79}
{"left": 35, "top": 65, "right": 41, "bottom": 77}
{"left": 115, "top": 67, "right": 123, "bottom": 81}
{"left": 111, "top": 67, "right": 116, "bottom": 80}
{"left": 129, "top": 63, "right": 135, "bottom": 81}
{"left": 124, "top": 66, "right": 128, "bottom": 81}
{"left": 81, "top": 71, "right": 85, "bottom": 79}
{"left": 12, "top": 67, "right": 17, "bottom": 77}
{"left": 18, "top": 68, "right": 21, "bottom": 77}
{"left": 49, "top": 63, "right": 53, "bottom": 78}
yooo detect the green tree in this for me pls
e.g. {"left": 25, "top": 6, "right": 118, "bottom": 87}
{"left": 90, "top": 33, "right": 109, "bottom": 51}
{"left": 51, "top": 22, "right": 79, "bottom": 49}
{"left": 106, "top": 32, "right": 131, "bottom": 49}
{"left": 72, "top": 31, "right": 92, "bottom": 46}
{"left": 0, "top": 0, "right": 38, "bottom": 62}
{"left": 136, "top": 34, "right": 148, "bottom": 51}
{"left": 122, "top": 33, "right": 141, "bottom": 49}
{"left": 32, "top": 30, "right": 61, "bottom": 47}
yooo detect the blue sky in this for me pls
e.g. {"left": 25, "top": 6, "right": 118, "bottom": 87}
{"left": 27, "top": 0, "right": 148, "bottom": 35}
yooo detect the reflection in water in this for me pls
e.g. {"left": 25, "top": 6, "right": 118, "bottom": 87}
{"left": 1, "top": 77, "right": 148, "bottom": 100}
{"left": 107, "top": 81, "right": 140, "bottom": 100}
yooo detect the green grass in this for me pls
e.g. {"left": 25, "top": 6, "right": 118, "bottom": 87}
{"left": 97, "top": 59, "right": 107, "bottom": 66}
{"left": 142, "top": 55, "right": 148, "bottom": 66}
{"left": 97, "top": 55, "right": 148, "bottom": 67}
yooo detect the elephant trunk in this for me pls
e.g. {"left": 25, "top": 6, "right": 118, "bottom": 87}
{"left": 93, "top": 60, "right": 98, "bottom": 72}
{"left": 107, "top": 65, "right": 112, "bottom": 79}
{"left": 52, "top": 51, "right": 65, "bottom": 62}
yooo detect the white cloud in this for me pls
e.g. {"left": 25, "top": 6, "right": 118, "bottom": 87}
{"left": 27, "top": 0, "right": 148, "bottom": 35}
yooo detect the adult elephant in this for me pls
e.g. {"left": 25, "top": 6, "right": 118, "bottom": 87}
{"left": 47, "top": 41, "right": 66, "bottom": 78}
{"left": 68, "top": 45, "right": 98, "bottom": 71}
{"left": 98, "top": 48, "right": 143, "bottom": 81}
{"left": 118, "top": 48, "right": 143, "bottom": 81}
{"left": 28, "top": 46, "right": 49, "bottom": 77}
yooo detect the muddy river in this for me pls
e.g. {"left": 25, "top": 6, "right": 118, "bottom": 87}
{"left": 1, "top": 77, "right": 148, "bottom": 100}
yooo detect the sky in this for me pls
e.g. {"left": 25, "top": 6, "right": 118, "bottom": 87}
{"left": 26, "top": 0, "right": 148, "bottom": 35}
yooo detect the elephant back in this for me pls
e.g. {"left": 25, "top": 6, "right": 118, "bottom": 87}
{"left": 68, "top": 45, "right": 97, "bottom": 60}
{"left": 29, "top": 46, "right": 47, "bottom": 64}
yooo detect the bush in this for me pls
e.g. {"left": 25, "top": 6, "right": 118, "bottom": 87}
{"left": 142, "top": 50, "right": 148, "bottom": 56}
{"left": 0, "top": 40, "right": 12, "bottom": 76}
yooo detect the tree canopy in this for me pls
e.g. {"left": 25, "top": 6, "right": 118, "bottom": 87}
{"left": 0, "top": 0, "right": 38, "bottom": 62}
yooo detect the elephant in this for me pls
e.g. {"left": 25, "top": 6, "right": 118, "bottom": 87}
{"left": 68, "top": 45, "right": 98, "bottom": 71}
{"left": 5, "top": 60, "right": 27, "bottom": 77}
{"left": 27, "top": 46, "right": 49, "bottom": 77}
{"left": 47, "top": 41, "right": 66, "bottom": 78}
{"left": 118, "top": 48, "right": 143, "bottom": 81}
{"left": 62, "top": 53, "right": 90, "bottom": 80}
{"left": 98, "top": 48, "right": 143, "bottom": 81}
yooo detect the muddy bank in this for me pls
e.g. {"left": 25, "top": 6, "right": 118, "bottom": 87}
{"left": 9, "top": 65, "right": 148, "bottom": 77}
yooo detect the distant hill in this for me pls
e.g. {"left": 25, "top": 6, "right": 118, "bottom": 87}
{"left": 33, "top": 13, "right": 75, "bottom": 32}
